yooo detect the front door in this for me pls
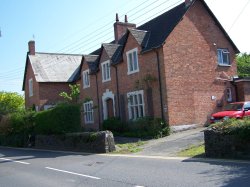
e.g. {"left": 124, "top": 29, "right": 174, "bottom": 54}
{"left": 106, "top": 98, "right": 114, "bottom": 118}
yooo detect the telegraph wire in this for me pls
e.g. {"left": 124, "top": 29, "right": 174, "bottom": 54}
{"left": 229, "top": 0, "right": 250, "bottom": 32}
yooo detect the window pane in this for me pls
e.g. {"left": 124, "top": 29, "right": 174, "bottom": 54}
{"left": 135, "top": 106, "right": 139, "bottom": 119}
{"left": 139, "top": 105, "right": 144, "bottom": 117}
{"left": 131, "top": 107, "right": 134, "bottom": 119}
{"left": 129, "top": 53, "right": 133, "bottom": 71}
{"left": 138, "top": 94, "right": 143, "bottom": 104}
{"left": 133, "top": 51, "right": 138, "bottom": 70}
{"left": 134, "top": 94, "right": 138, "bottom": 105}
{"left": 222, "top": 52, "right": 229, "bottom": 64}
{"left": 217, "top": 50, "right": 222, "bottom": 64}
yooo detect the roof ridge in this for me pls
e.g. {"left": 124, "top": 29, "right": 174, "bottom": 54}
{"left": 34, "top": 52, "right": 83, "bottom": 56}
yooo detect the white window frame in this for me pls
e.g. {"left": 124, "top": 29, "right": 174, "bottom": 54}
{"left": 127, "top": 90, "right": 145, "bottom": 120}
{"left": 126, "top": 48, "right": 139, "bottom": 75}
{"left": 217, "top": 48, "right": 230, "bottom": 66}
{"left": 101, "top": 60, "right": 111, "bottom": 82}
{"left": 82, "top": 69, "right": 90, "bottom": 88}
{"left": 29, "top": 78, "right": 33, "bottom": 97}
{"left": 83, "top": 101, "right": 94, "bottom": 124}
{"left": 226, "top": 88, "right": 232, "bottom": 102}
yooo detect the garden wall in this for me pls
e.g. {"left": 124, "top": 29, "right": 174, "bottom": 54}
{"left": 35, "top": 131, "right": 115, "bottom": 153}
{"left": 204, "top": 129, "right": 250, "bottom": 159}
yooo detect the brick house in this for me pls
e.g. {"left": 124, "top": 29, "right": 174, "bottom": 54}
{"left": 23, "top": 0, "right": 240, "bottom": 129}
{"left": 79, "top": 0, "right": 239, "bottom": 130}
{"left": 22, "top": 40, "right": 82, "bottom": 111}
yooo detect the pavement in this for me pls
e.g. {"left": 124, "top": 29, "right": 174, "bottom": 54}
{"left": 116, "top": 127, "right": 206, "bottom": 156}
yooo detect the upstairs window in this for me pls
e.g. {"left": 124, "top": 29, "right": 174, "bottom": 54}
{"left": 29, "top": 78, "right": 33, "bottom": 97}
{"left": 126, "top": 48, "right": 139, "bottom": 74}
{"left": 217, "top": 48, "right": 230, "bottom": 66}
{"left": 83, "top": 101, "right": 94, "bottom": 124}
{"left": 127, "top": 90, "right": 145, "bottom": 120}
{"left": 101, "top": 61, "right": 111, "bottom": 82}
{"left": 82, "top": 69, "right": 90, "bottom": 88}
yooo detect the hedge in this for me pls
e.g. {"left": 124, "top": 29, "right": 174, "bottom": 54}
{"left": 34, "top": 103, "right": 81, "bottom": 135}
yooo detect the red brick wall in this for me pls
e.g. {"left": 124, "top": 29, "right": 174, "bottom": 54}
{"left": 162, "top": 0, "right": 238, "bottom": 125}
{"left": 39, "top": 82, "right": 71, "bottom": 109}
{"left": 80, "top": 60, "right": 100, "bottom": 130}
{"left": 24, "top": 59, "right": 40, "bottom": 109}
{"left": 236, "top": 81, "right": 250, "bottom": 102}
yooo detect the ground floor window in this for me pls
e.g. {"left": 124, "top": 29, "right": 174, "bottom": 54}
{"left": 83, "top": 101, "right": 94, "bottom": 124}
{"left": 127, "top": 90, "right": 145, "bottom": 120}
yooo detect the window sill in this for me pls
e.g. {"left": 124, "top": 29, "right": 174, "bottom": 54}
{"left": 127, "top": 70, "right": 139, "bottom": 75}
{"left": 85, "top": 121, "right": 94, "bottom": 124}
{"left": 83, "top": 86, "right": 90, "bottom": 89}
{"left": 218, "top": 64, "right": 231, "bottom": 67}
{"left": 102, "top": 79, "right": 111, "bottom": 83}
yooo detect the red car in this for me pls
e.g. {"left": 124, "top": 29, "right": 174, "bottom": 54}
{"left": 210, "top": 102, "right": 250, "bottom": 123}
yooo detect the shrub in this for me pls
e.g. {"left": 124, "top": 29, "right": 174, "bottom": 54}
{"left": 103, "top": 116, "right": 170, "bottom": 138}
{"left": 102, "top": 117, "right": 125, "bottom": 133}
{"left": 34, "top": 103, "right": 81, "bottom": 135}
{"left": 210, "top": 118, "right": 250, "bottom": 140}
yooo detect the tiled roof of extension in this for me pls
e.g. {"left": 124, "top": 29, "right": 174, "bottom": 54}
{"left": 28, "top": 53, "right": 82, "bottom": 82}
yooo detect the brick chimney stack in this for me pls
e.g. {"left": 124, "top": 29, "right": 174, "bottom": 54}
{"left": 28, "top": 40, "right": 35, "bottom": 55}
{"left": 114, "top": 14, "right": 136, "bottom": 44}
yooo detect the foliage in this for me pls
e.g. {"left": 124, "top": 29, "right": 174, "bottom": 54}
{"left": 237, "top": 53, "right": 250, "bottom": 78}
{"left": 59, "top": 84, "right": 80, "bottom": 104}
{"left": 103, "top": 117, "right": 170, "bottom": 138}
{"left": 34, "top": 103, "right": 81, "bottom": 135}
{"left": 0, "top": 91, "right": 24, "bottom": 115}
{"left": 0, "top": 110, "right": 35, "bottom": 147}
{"left": 210, "top": 118, "right": 250, "bottom": 140}
{"left": 102, "top": 117, "right": 125, "bottom": 133}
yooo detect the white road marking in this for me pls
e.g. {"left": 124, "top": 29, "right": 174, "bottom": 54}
{"left": 0, "top": 158, "right": 30, "bottom": 165}
{"left": 45, "top": 167, "right": 101, "bottom": 180}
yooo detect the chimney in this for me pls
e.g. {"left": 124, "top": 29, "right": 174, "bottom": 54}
{"left": 185, "top": 0, "right": 193, "bottom": 7}
{"left": 114, "top": 14, "right": 136, "bottom": 43}
{"left": 28, "top": 40, "right": 35, "bottom": 55}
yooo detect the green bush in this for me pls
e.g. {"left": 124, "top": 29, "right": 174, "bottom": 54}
{"left": 34, "top": 103, "right": 81, "bottom": 135}
{"left": 210, "top": 118, "right": 250, "bottom": 140}
{"left": 102, "top": 117, "right": 125, "bottom": 132}
{"left": 103, "top": 117, "right": 170, "bottom": 138}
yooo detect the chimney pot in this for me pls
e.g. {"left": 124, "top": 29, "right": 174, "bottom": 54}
{"left": 28, "top": 40, "right": 35, "bottom": 55}
{"left": 116, "top": 13, "right": 119, "bottom": 22}
{"left": 125, "top": 15, "right": 128, "bottom": 23}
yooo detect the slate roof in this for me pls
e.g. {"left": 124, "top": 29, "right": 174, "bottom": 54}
{"left": 83, "top": 55, "right": 99, "bottom": 74}
{"left": 28, "top": 53, "right": 82, "bottom": 82}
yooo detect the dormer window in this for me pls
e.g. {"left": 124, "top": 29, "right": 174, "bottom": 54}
{"left": 82, "top": 69, "right": 90, "bottom": 88}
{"left": 101, "top": 60, "right": 111, "bottom": 82}
{"left": 126, "top": 48, "right": 139, "bottom": 74}
{"left": 217, "top": 48, "right": 230, "bottom": 66}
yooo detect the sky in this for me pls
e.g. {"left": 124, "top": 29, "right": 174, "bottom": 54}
{"left": 0, "top": 0, "right": 250, "bottom": 95}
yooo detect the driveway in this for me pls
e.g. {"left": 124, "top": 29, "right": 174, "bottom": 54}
{"left": 129, "top": 127, "right": 206, "bottom": 156}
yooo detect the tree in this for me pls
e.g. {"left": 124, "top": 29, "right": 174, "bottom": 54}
{"left": 237, "top": 53, "right": 250, "bottom": 78}
{"left": 0, "top": 91, "right": 24, "bottom": 115}
{"left": 59, "top": 84, "right": 80, "bottom": 104}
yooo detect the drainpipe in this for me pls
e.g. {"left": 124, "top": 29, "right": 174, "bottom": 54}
{"left": 95, "top": 73, "right": 101, "bottom": 130}
{"left": 114, "top": 65, "right": 121, "bottom": 118}
{"left": 154, "top": 48, "right": 164, "bottom": 120}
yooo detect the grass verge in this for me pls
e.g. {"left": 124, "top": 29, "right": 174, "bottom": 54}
{"left": 177, "top": 144, "right": 205, "bottom": 157}
{"left": 113, "top": 141, "right": 145, "bottom": 154}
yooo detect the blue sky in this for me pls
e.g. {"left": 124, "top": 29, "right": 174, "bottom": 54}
{"left": 0, "top": 0, "right": 250, "bottom": 94}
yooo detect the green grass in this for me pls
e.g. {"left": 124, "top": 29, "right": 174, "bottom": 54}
{"left": 177, "top": 144, "right": 205, "bottom": 157}
{"left": 113, "top": 141, "right": 145, "bottom": 154}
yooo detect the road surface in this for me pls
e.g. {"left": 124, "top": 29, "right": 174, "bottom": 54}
{"left": 1, "top": 147, "right": 250, "bottom": 187}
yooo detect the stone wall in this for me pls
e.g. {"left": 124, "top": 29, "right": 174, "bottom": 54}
{"left": 204, "top": 129, "right": 250, "bottom": 159}
{"left": 35, "top": 131, "right": 115, "bottom": 153}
